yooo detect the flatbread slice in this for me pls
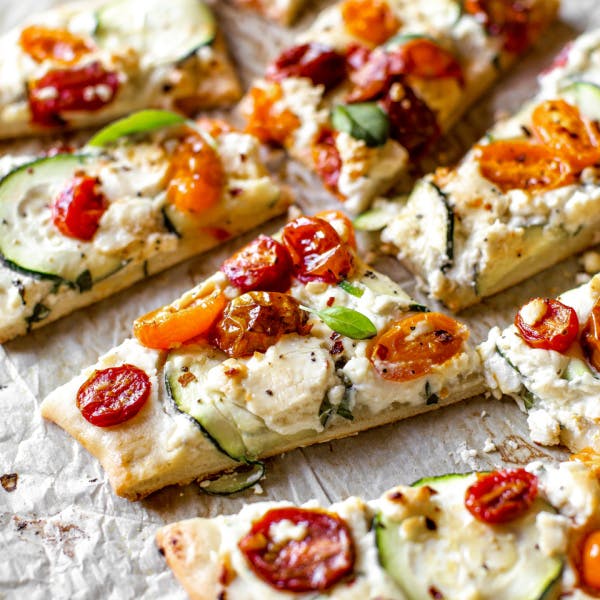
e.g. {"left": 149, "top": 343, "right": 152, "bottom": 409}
{"left": 480, "top": 273, "right": 600, "bottom": 454}
{"left": 0, "top": 113, "right": 290, "bottom": 342}
{"left": 381, "top": 28, "right": 600, "bottom": 311}
{"left": 156, "top": 459, "right": 600, "bottom": 599}
{"left": 41, "top": 211, "right": 484, "bottom": 500}
{"left": 0, "top": 0, "right": 241, "bottom": 139}
{"left": 241, "top": 0, "right": 558, "bottom": 213}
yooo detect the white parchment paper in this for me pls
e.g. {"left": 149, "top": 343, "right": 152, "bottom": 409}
{"left": 1, "top": 0, "right": 600, "bottom": 598}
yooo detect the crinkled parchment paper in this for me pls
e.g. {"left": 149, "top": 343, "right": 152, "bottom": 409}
{"left": 2, "top": 1, "right": 600, "bottom": 598}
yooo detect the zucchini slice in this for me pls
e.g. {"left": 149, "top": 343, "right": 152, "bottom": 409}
{"left": 198, "top": 462, "right": 265, "bottom": 495}
{"left": 95, "top": 0, "right": 216, "bottom": 67}
{"left": 375, "top": 473, "right": 563, "bottom": 600}
{"left": 0, "top": 155, "right": 124, "bottom": 287}
{"left": 562, "top": 81, "right": 600, "bottom": 121}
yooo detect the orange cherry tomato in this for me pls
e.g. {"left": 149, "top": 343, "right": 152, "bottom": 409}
{"left": 282, "top": 216, "right": 354, "bottom": 284}
{"left": 368, "top": 312, "right": 468, "bottom": 382}
{"left": 239, "top": 507, "right": 355, "bottom": 593}
{"left": 314, "top": 210, "right": 357, "bottom": 249}
{"left": 465, "top": 469, "right": 538, "bottom": 524}
{"left": 167, "top": 133, "right": 225, "bottom": 214}
{"left": 312, "top": 128, "right": 343, "bottom": 193}
{"left": 221, "top": 235, "right": 293, "bottom": 293}
{"left": 476, "top": 140, "right": 576, "bottom": 193}
{"left": 76, "top": 364, "right": 151, "bottom": 427}
{"left": 515, "top": 298, "right": 579, "bottom": 353}
{"left": 394, "top": 38, "right": 464, "bottom": 84}
{"left": 20, "top": 25, "right": 93, "bottom": 65}
{"left": 133, "top": 288, "right": 228, "bottom": 350}
{"left": 52, "top": 174, "right": 107, "bottom": 241}
{"left": 581, "top": 298, "right": 600, "bottom": 372}
{"left": 341, "top": 0, "right": 399, "bottom": 46}
{"left": 532, "top": 99, "right": 600, "bottom": 171}
{"left": 582, "top": 530, "right": 600, "bottom": 591}
{"left": 243, "top": 84, "right": 300, "bottom": 146}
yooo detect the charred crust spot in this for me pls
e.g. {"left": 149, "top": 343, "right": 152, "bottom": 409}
{"left": 387, "top": 490, "right": 405, "bottom": 503}
{"left": 425, "top": 517, "right": 437, "bottom": 531}
{"left": 429, "top": 586, "right": 444, "bottom": 599}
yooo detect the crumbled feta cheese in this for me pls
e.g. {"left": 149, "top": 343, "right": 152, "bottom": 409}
{"left": 519, "top": 298, "right": 547, "bottom": 327}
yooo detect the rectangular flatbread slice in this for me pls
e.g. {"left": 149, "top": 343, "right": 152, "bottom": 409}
{"left": 156, "top": 459, "right": 600, "bottom": 599}
{"left": 480, "top": 273, "right": 600, "bottom": 453}
{"left": 241, "top": 0, "right": 558, "bottom": 213}
{"left": 0, "top": 0, "right": 241, "bottom": 139}
{"left": 232, "top": 0, "right": 307, "bottom": 25}
{"left": 41, "top": 211, "right": 484, "bottom": 500}
{"left": 381, "top": 28, "right": 600, "bottom": 311}
{"left": 0, "top": 114, "right": 291, "bottom": 342}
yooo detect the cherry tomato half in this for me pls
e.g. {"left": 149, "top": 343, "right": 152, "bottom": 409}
{"left": 581, "top": 530, "right": 600, "bottom": 591}
{"left": 393, "top": 38, "right": 464, "bottom": 84}
{"left": 20, "top": 25, "right": 93, "bottom": 65}
{"left": 312, "top": 128, "right": 343, "bottom": 192}
{"left": 167, "top": 133, "right": 225, "bottom": 214}
{"left": 581, "top": 298, "right": 600, "bottom": 372}
{"left": 52, "top": 174, "right": 107, "bottom": 240}
{"left": 282, "top": 216, "right": 354, "bottom": 284}
{"left": 368, "top": 312, "right": 468, "bottom": 382}
{"left": 314, "top": 209, "right": 357, "bottom": 249}
{"left": 340, "top": 0, "right": 399, "bottom": 46}
{"left": 76, "top": 364, "right": 151, "bottom": 427}
{"left": 211, "top": 291, "right": 310, "bottom": 358}
{"left": 464, "top": 0, "right": 535, "bottom": 54}
{"left": 266, "top": 43, "right": 347, "bottom": 91}
{"left": 221, "top": 235, "right": 293, "bottom": 293}
{"left": 532, "top": 99, "right": 600, "bottom": 172}
{"left": 28, "top": 61, "right": 120, "bottom": 127}
{"left": 515, "top": 297, "right": 579, "bottom": 353}
{"left": 476, "top": 140, "right": 576, "bottom": 193}
{"left": 238, "top": 507, "right": 355, "bottom": 593}
{"left": 465, "top": 468, "right": 538, "bottom": 524}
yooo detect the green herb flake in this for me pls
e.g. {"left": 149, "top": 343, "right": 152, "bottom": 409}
{"left": 339, "top": 280, "right": 364, "bottom": 298}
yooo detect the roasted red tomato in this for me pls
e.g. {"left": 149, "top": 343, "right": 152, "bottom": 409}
{"left": 531, "top": 99, "right": 600, "bottom": 171}
{"left": 515, "top": 297, "right": 579, "bottom": 353}
{"left": 581, "top": 530, "right": 600, "bottom": 591}
{"left": 28, "top": 61, "right": 120, "bottom": 127}
{"left": 581, "top": 299, "right": 600, "bottom": 372}
{"left": 380, "top": 83, "right": 440, "bottom": 158}
{"left": 368, "top": 312, "right": 468, "bottom": 382}
{"left": 211, "top": 291, "right": 310, "bottom": 358}
{"left": 221, "top": 235, "right": 293, "bottom": 293}
{"left": 464, "top": 0, "right": 535, "bottom": 54}
{"left": 167, "top": 133, "right": 225, "bottom": 214}
{"left": 340, "top": 0, "right": 399, "bottom": 46}
{"left": 314, "top": 209, "right": 357, "bottom": 249}
{"left": 282, "top": 216, "right": 354, "bottom": 284}
{"left": 266, "top": 43, "right": 347, "bottom": 91}
{"left": 312, "top": 129, "right": 343, "bottom": 192}
{"left": 52, "top": 174, "right": 107, "bottom": 240}
{"left": 76, "top": 364, "right": 151, "bottom": 427}
{"left": 238, "top": 507, "right": 355, "bottom": 593}
{"left": 477, "top": 140, "right": 576, "bottom": 193}
{"left": 465, "top": 469, "right": 538, "bottom": 524}
{"left": 20, "top": 25, "right": 93, "bottom": 65}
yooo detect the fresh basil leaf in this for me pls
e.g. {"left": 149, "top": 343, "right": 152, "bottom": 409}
{"left": 338, "top": 280, "right": 364, "bottom": 298}
{"left": 305, "top": 305, "right": 377, "bottom": 339}
{"left": 331, "top": 103, "right": 389, "bottom": 148}
{"left": 88, "top": 109, "right": 186, "bottom": 147}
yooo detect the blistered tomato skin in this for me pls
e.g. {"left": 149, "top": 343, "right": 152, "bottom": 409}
{"left": 266, "top": 43, "right": 347, "bottom": 91}
{"left": 477, "top": 140, "right": 576, "bottom": 193}
{"left": 29, "top": 62, "right": 120, "bottom": 127}
{"left": 76, "top": 365, "right": 151, "bottom": 427}
{"left": 211, "top": 291, "right": 310, "bottom": 358}
{"left": 515, "top": 298, "right": 579, "bottom": 353}
{"left": 340, "top": 0, "right": 399, "bottom": 46}
{"left": 52, "top": 174, "right": 107, "bottom": 241}
{"left": 238, "top": 507, "right": 355, "bottom": 593}
{"left": 581, "top": 299, "right": 600, "bottom": 372}
{"left": 368, "top": 312, "right": 468, "bottom": 382}
{"left": 282, "top": 216, "right": 354, "bottom": 284}
{"left": 312, "top": 129, "right": 343, "bottom": 192}
{"left": 532, "top": 100, "right": 600, "bottom": 171}
{"left": 221, "top": 235, "right": 293, "bottom": 293}
{"left": 20, "top": 25, "right": 93, "bottom": 65}
{"left": 465, "top": 469, "right": 538, "bottom": 524}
